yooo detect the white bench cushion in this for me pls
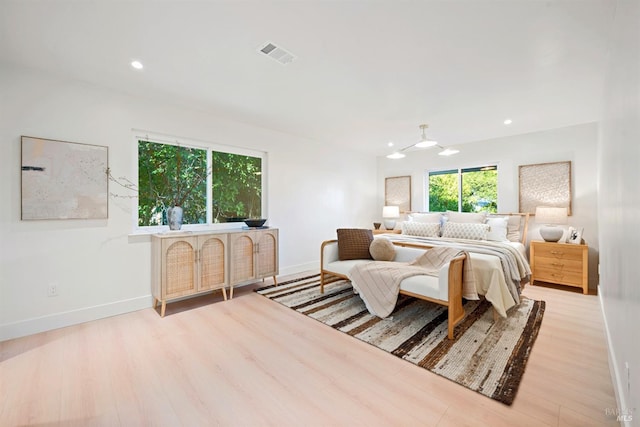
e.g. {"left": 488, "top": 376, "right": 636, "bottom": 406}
{"left": 325, "top": 257, "right": 449, "bottom": 301}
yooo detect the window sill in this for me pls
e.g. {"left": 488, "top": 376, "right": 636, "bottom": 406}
{"left": 128, "top": 223, "right": 246, "bottom": 238}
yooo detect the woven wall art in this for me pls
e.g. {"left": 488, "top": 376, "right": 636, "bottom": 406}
{"left": 518, "top": 161, "right": 571, "bottom": 215}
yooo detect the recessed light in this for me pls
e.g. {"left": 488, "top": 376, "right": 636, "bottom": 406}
{"left": 504, "top": 119, "right": 512, "bottom": 125}
{"left": 131, "top": 60, "right": 144, "bottom": 70}
{"left": 387, "top": 141, "right": 394, "bottom": 147}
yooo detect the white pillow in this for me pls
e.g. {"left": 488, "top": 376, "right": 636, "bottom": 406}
{"left": 402, "top": 222, "right": 440, "bottom": 237}
{"left": 446, "top": 211, "right": 487, "bottom": 224}
{"left": 506, "top": 216, "right": 522, "bottom": 242}
{"left": 408, "top": 212, "right": 442, "bottom": 223}
{"left": 486, "top": 217, "right": 509, "bottom": 242}
{"left": 442, "top": 222, "right": 489, "bottom": 240}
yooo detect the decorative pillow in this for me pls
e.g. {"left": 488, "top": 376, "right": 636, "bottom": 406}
{"left": 369, "top": 238, "right": 396, "bottom": 261}
{"left": 486, "top": 217, "right": 509, "bottom": 242}
{"left": 408, "top": 212, "right": 442, "bottom": 223}
{"left": 442, "top": 222, "right": 490, "bottom": 240}
{"left": 506, "top": 216, "right": 522, "bottom": 242}
{"left": 337, "top": 228, "right": 374, "bottom": 260}
{"left": 446, "top": 211, "right": 487, "bottom": 224}
{"left": 402, "top": 221, "right": 440, "bottom": 237}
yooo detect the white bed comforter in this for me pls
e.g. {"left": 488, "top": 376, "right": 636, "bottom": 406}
{"left": 384, "top": 235, "right": 531, "bottom": 317}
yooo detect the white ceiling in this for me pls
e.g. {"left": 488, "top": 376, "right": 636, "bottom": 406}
{"left": 0, "top": 0, "right": 615, "bottom": 156}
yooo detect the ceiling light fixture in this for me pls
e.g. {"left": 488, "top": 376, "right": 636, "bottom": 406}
{"left": 438, "top": 148, "right": 460, "bottom": 156}
{"left": 386, "top": 151, "right": 406, "bottom": 159}
{"left": 131, "top": 60, "right": 143, "bottom": 70}
{"left": 386, "top": 123, "right": 460, "bottom": 159}
{"left": 414, "top": 124, "right": 438, "bottom": 148}
{"left": 504, "top": 119, "right": 512, "bottom": 125}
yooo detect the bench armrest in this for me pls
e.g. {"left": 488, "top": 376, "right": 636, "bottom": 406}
{"left": 321, "top": 239, "right": 339, "bottom": 270}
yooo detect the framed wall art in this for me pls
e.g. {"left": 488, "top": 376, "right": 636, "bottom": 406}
{"left": 21, "top": 136, "right": 109, "bottom": 220}
{"left": 385, "top": 175, "right": 411, "bottom": 213}
{"left": 567, "top": 227, "right": 583, "bottom": 244}
{"left": 519, "top": 161, "right": 571, "bottom": 215}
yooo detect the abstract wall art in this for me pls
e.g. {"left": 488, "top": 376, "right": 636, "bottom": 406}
{"left": 21, "top": 136, "right": 108, "bottom": 220}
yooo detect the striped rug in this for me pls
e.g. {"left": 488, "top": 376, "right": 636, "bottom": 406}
{"left": 256, "top": 273, "right": 545, "bottom": 405}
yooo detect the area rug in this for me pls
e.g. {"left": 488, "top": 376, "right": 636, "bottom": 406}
{"left": 255, "top": 274, "right": 545, "bottom": 405}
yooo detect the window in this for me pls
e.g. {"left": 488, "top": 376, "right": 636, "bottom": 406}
{"left": 427, "top": 165, "right": 497, "bottom": 212}
{"left": 137, "top": 138, "right": 264, "bottom": 228}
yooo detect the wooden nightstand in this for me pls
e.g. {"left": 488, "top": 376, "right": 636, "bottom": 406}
{"left": 530, "top": 240, "right": 588, "bottom": 294}
{"left": 372, "top": 229, "right": 401, "bottom": 235}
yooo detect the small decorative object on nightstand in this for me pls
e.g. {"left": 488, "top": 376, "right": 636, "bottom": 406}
{"left": 530, "top": 240, "right": 588, "bottom": 294}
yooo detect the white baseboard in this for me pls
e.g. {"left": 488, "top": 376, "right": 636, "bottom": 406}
{"left": 278, "top": 261, "right": 318, "bottom": 277}
{"left": 0, "top": 295, "right": 152, "bottom": 342}
{"left": 599, "top": 285, "right": 633, "bottom": 426}
{"left": 0, "top": 262, "right": 320, "bottom": 343}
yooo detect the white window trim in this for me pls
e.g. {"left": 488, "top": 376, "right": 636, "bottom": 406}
{"left": 129, "top": 130, "right": 267, "bottom": 235}
{"left": 424, "top": 163, "right": 499, "bottom": 212}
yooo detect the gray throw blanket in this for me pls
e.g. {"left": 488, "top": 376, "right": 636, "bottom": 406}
{"left": 348, "top": 247, "right": 475, "bottom": 318}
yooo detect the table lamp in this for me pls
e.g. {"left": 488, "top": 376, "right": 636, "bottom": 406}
{"left": 535, "top": 206, "right": 568, "bottom": 242}
{"left": 382, "top": 205, "right": 400, "bottom": 230}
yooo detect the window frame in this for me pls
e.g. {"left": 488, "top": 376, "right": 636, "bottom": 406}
{"left": 425, "top": 164, "right": 498, "bottom": 212}
{"left": 131, "top": 131, "right": 267, "bottom": 234}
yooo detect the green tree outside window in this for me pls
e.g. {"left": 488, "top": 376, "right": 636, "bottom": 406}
{"left": 428, "top": 166, "right": 497, "bottom": 213}
{"left": 137, "top": 140, "right": 262, "bottom": 227}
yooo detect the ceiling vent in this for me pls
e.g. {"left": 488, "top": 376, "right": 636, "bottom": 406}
{"left": 258, "top": 42, "right": 296, "bottom": 65}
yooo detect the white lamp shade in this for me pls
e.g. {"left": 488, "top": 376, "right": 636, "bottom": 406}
{"left": 535, "top": 207, "right": 568, "bottom": 225}
{"left": 382, "top": 205, "right": 400, "bottom": 218}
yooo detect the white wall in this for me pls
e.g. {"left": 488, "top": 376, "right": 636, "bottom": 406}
{"left": 0, "top": 63, "right": 377, "bottom": 341}
{"left": 599, "top": 0, "right": 640, "bottom": 423}
{"left": 377, "top": 122, "right": 600, "bottom": 287}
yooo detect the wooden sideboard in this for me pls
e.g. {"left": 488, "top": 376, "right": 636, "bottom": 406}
{"left": 530, "top": 240, "right": 588, "bottom": 294}
{"left": 228, "top": 228, "right": 279, "bottom": 298}
{"left": 151, "top": 228, "right": 279, "bottom": 316}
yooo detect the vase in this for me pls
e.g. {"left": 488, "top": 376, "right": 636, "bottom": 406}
{"left": 167, "top": 206, "right": 184, "bottom": 230}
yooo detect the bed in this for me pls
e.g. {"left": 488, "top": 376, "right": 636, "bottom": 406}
{"left": 382, "top": 212, "right": 531, "bottom": 317}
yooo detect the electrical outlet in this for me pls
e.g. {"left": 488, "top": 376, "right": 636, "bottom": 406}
{"left": 626, "top": 361, "right": 630, "bottom": 393}
{"left": 47, "top": 283, "right": 58, "bottom": 297}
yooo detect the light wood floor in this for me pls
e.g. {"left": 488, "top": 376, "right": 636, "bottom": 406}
{"left": 0, "top": 273, "right": 619, "bottom": 426}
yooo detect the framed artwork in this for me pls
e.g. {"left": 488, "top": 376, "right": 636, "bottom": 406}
{"left": 519, "top": 161, "right": 571, "bottom": 215}
{"left": 385, "top": 175, "right": 411, "bottom": 213}
{"left": 567, "top": 227, "right": 583, "bottom": 244}
{"left": 21, "top": 136, "right": 109, "bottom": 220}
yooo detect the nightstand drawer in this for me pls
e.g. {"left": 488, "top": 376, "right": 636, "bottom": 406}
{"left": 534, "top": 268, "right": 584, "bottom": 286}
{"left": 534, "top": 257, "right": 584, "bottom": 273}
{"left": 532, "top": 244, "right": 583, "bottom": 261}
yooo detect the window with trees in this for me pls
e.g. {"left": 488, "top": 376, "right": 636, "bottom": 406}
{"left": 427, "top": 165, "right": 498, "bottom": 213}
{"left": 137, "top": 139, "right": 263, "bottom": 228}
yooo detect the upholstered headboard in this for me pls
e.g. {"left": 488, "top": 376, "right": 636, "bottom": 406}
{"left": 402, "top": 211, "right": 530, "bottom": 245}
